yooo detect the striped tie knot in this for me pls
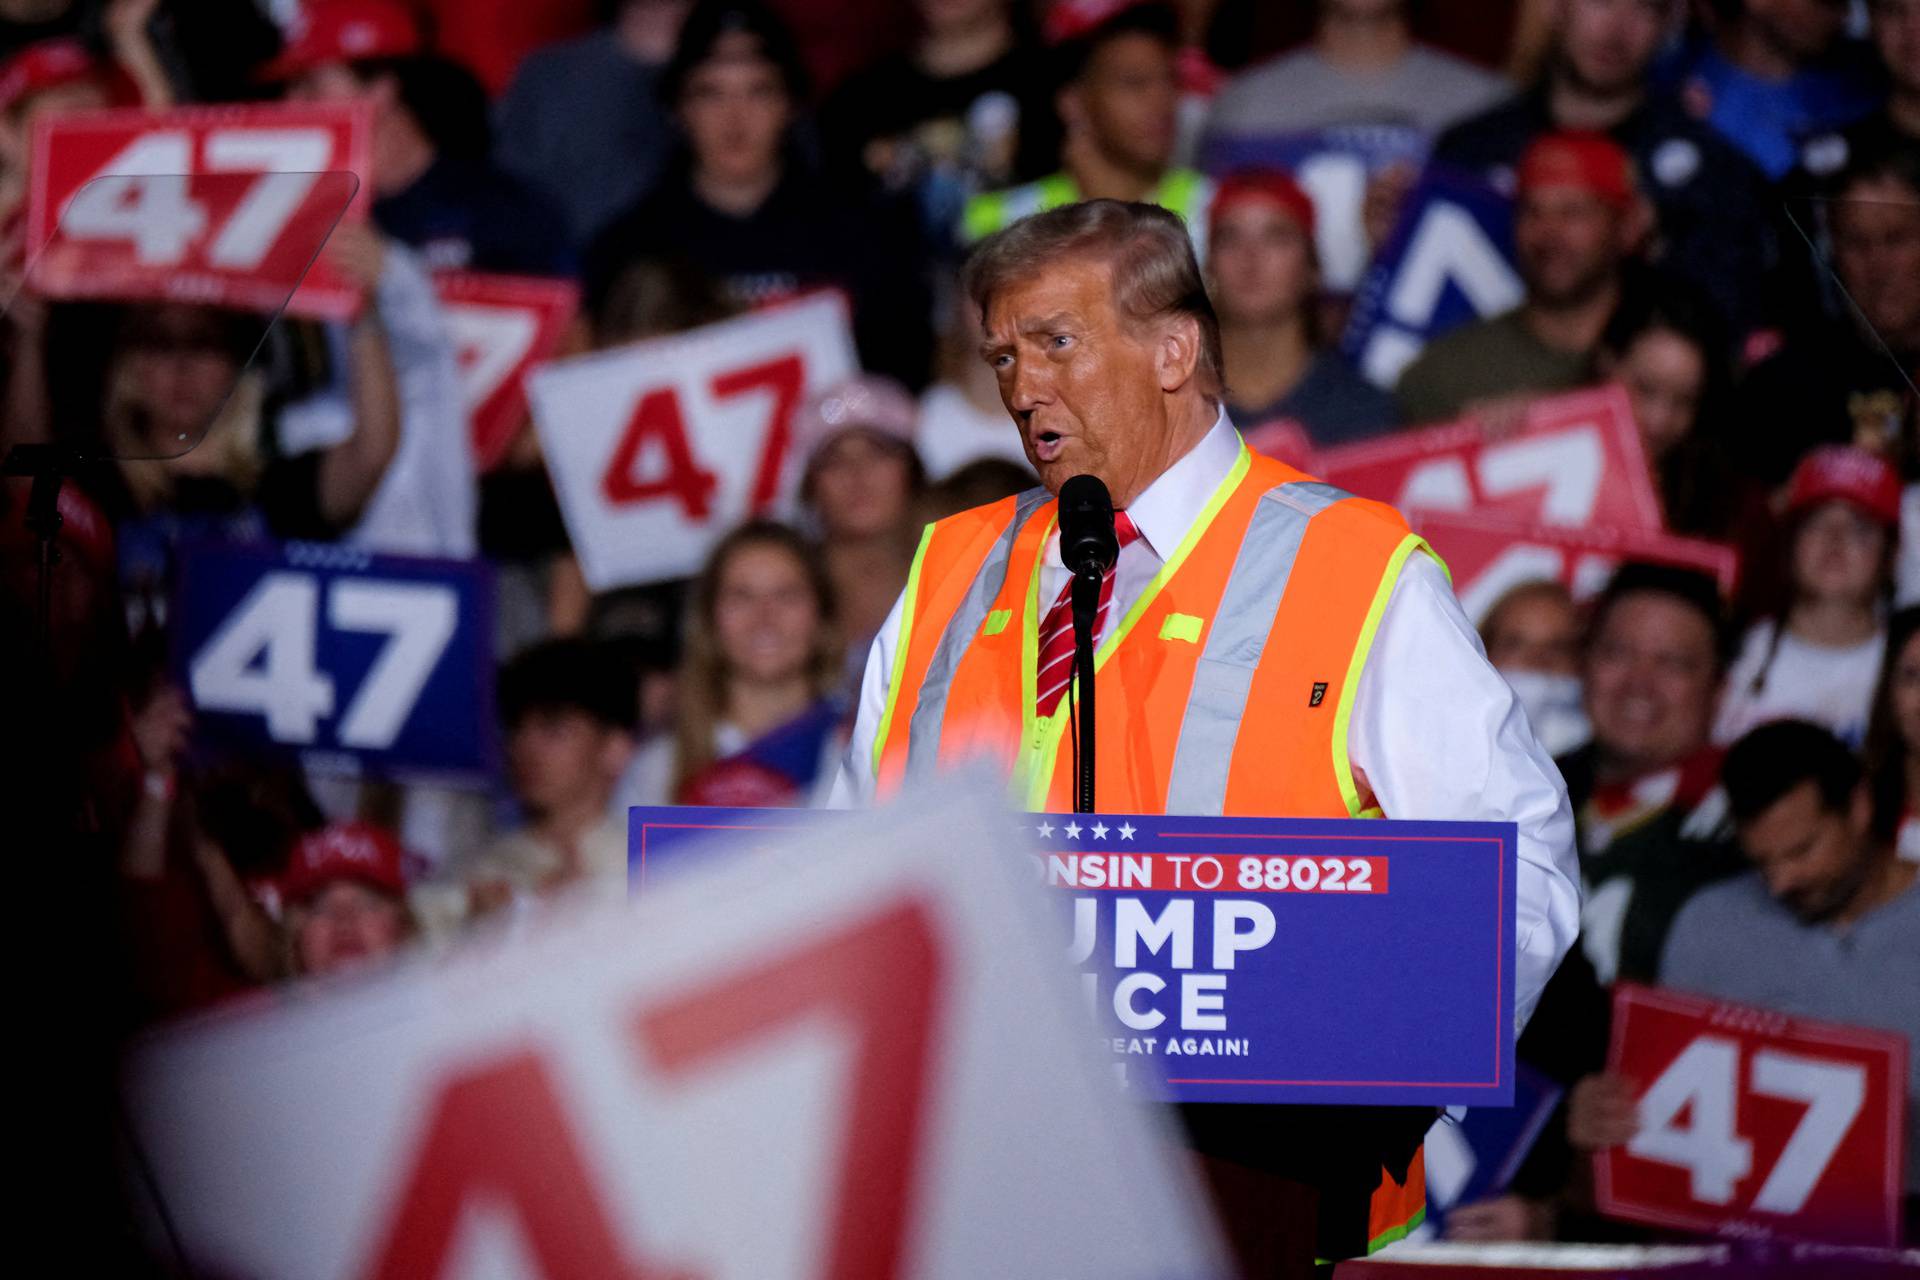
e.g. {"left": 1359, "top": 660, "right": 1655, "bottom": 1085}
{"left": 1035, "top": 511, "right": 1140, "bottom": 716}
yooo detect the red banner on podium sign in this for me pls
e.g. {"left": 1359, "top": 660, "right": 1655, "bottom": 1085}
{"left": 1314, "top": 387, "right": 1662, "bottom": 531}
{"left": 27, "top": 102, "right": 370, "bottom": 320}
{"left": 1596, "top": 983, "right": 1908, "bottom": 1247}
{"left": 433, "top": 271, "right": 579, "bottom": 471}
{"left": 1410, "top": 512, "right": 1738, "bottom": 624}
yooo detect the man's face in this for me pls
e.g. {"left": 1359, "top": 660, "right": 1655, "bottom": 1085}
{"left": 1485, "top": 590, "right": 1583, "bottom": 675}
{"left": 1833, "top": 178, "right": 1920, "bottom": 351}
{"left": 1557, "top": 0, "right": 1671, "bottom": 96}
{"left": 1737, "top": 778, "right": 1873, "bottom": 922}
{"left": 1067, "top": 32, "right": 1177, "bottom": 176}
{"left": 1583, "top": 592, "right": 1720, "bottom": 774}
{"left": 678, "top": 47, "right": 791, "bottom": 189}
{"left": 293, "top": 881, "right": 410, "bottom": 976}
{"left": 506, "top": 707, "right": 628, "bottom": 817}
{"left": 1515, "top": 186, "right": 1628, "bottom": 308}
{"left": 1874, "top": 0, "right": 1920, "bottom": 92}
{"left": 982, "top": 254, "right": 1185, "bottom": 504}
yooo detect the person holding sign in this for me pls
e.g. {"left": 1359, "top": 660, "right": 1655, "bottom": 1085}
{"left": 835, "top": 198, "right": 1581, "bottom": 1269}
{"left": 1572, "top": 719, "right": 1919, "bottom": 1228}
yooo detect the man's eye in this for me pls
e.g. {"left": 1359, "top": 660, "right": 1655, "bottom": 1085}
{"left": 1051, "top": 334, "right": 1071, "bottom": 348}
{"left": 991, "top": 353, "right": 1012, "bottom": 369}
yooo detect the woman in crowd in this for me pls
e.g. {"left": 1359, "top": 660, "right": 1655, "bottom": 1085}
{"left": 1595, "top": 286, "right": 1752, "bottom": 541}
{"left": 1714, "top": 446, "right": 1901, "bottom": 749}
{"left": 1865, "top": 605, "right": 1920, "bottom": 863}
{"left": 1206, "top": 168, "right": 1395, "bottom": 454}
{"left": 584, "top": 0, "right": 933, "bottom": 387}
{"left": 795, "top": 374, "right": 926, "bottom": 672}
{"left": 627, "top": 520, "right": 845, "bottom": 807}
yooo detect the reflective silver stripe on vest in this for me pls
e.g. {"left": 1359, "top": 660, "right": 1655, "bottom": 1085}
{"left": 904, "top": 487, "right": 1053, "bottom": 779}
{"left": 1163, "top": 481, "right": 1348, "bottom": 815}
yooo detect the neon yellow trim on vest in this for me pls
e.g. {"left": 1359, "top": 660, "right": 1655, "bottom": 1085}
{"left": 1329, "top": 533, "right": 1443, "bottom": 817}
{"left": 983, "top": 608, "right": 1012, "bottom": 636}
{"left": 872, "top": 523, "right": 937, "bottom": 777}
{"left": 1159, "top": 612, "right": 1203, "bottom": 643}
{"left": 1368, "top": 1203, "right": 1426, "bottom": 1254}
{"left": 1015, "top": 443, "right": 1256, "bottom": 810}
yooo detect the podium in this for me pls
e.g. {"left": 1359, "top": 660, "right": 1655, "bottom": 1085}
{"left": 631, "top": 807, "right": 1518, "bottom": 1109}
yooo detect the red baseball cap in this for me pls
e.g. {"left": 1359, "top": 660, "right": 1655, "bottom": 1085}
{"left": 1785, "top": 445, "right": 1903, "bottom": 527}
{"left": 281, "top": 822, "right": 409, "bottom": 904}
{"left": 1042, "top": 0, "right": 1175, "bottom": 46}
{"left": 0, "top": 38, "right": 136, "bottom": 115}
{"left": 256, "top": 0, "right": 422, "bottom": 82}
{"left": 1210, "top": 169, "right": 1316, "bottom": 241}
{"left": 1517, "top": 130, "right": 1637, "bottom": 209}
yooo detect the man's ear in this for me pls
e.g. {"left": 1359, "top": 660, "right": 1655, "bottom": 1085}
{"left": 1155, "top": 314, "right": 1201, "bottom": 393}
{"left": 1056, "top": 83, "right": 1086, "bottom": 135}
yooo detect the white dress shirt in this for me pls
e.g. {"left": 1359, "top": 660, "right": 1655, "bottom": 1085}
{"left": 833, "top": 414, "right": 1581, "bottom": 1030}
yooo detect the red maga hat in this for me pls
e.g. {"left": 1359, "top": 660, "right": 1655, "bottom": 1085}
{"left": 255, "top": 0, "right": 422, "bottom": 82}
{"left": 1517, "top": 130, "right": 1637, "bottom": 209}
{"left": 1210, "top": 169, "right": 1317, "bottom": 241}
{"left": 1785, "top": 445, "right": 1903, "bottom": 528}
{"left": 281, "top": 821, "right": 410, "bottom": 904}
{"left": 0, "top": 38, "right": 137, "bottom": 114}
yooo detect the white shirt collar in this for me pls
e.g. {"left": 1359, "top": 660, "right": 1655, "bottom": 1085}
{"left": 1043, "top": 407, "right": 1240, "bottom": 566}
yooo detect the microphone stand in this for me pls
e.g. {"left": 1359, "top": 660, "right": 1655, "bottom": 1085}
{"left": 1070, "top": 565, "right": 1101, "bottom": 814}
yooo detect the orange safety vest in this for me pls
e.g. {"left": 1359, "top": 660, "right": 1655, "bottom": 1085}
{"left": 872, "top": 441, "right": 1441, "bottom": 1253}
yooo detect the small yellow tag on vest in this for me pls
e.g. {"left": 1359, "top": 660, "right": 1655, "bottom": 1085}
{"left": 983, "top": 608, "right": 1012, "bottom": 636}
{"left": 1159, "top": 613, "right": 1203, "bottom": 643}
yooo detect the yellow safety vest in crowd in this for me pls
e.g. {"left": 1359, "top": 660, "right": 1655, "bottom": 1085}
{"left": 962, "top": 167, "right": 1215, "bottom": 256}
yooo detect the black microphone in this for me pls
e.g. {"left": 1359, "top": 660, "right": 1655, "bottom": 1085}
{"left": 1059, "top": 474, "right": 1119, "bottom": 579}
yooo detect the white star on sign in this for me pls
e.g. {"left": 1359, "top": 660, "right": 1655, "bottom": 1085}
{"left": 1063, "top": 821, "right": 1083, "bottom": 840}
{"left": 1118, "top": 822, "right": 1137, "bottom": 840}
{"left": 1036, "top": 820, "right": 1054, "bottom": 838}
{"left": 1090, "top": 822, "right": 1109, "bottom": 840}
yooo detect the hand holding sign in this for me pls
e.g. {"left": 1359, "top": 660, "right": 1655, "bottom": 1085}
{"left": 1595, "top": 983, "right": 1908, "bottom": 1247}
{"left": 27, "top": 102, "right": 371, "bottom": 319}
{"left": 531, "top": 293, "right": 858, "bottom": 590}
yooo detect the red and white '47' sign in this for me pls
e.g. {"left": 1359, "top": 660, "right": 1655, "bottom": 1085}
{"left": 27, "top": 102, "right": 370, "bottom": 320}
{"left": 432, "top": 271, "right": 578, "bottom": 472}
{"left": 1410, "top": 512, "right": 1737, "bottom": 624}
{"left": 1597, "top": 983, "right": 1909, "bottom": 1246}
{"left": 1314, "top": 387, "right": 1662, "bottom": 531}
{"left": 531, "top": 292, "right": 858, "bottom": 589}
{"left": 124, "top": 790, "right": 1225, "bottom": 1279}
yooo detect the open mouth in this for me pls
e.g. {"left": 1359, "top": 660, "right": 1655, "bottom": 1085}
{"left": 1032, "top": 430, "right": 1066, "bottom": 464}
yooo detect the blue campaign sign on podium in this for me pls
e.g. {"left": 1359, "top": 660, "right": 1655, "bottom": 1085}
{"left": 631, "top": 807, "right": 1517, "bottom": 1107}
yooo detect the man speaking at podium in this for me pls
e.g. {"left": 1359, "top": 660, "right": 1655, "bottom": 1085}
{"left": 833, "top": 200, "right": 1580, "bottom": 1270}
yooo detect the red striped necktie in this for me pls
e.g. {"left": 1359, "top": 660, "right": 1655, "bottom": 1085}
{"left": 1036, "top": 511, "right": 1141, "bottom": 716}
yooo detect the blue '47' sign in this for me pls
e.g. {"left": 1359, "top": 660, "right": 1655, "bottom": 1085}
{"left": 630, "top": 807, "right": 1518, "bottom": 1107}
{"left": 172, "top": 541, "right": 496, "bottom": 782}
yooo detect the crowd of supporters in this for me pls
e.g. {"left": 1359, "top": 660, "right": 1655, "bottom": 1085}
{"left": 3, "top": 0, "right": 1917, "bottom": 1248}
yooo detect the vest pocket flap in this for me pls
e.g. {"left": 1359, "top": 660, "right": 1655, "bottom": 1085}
{"left": 1158, "top": 612, "right": 1203, "bottom": 643}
